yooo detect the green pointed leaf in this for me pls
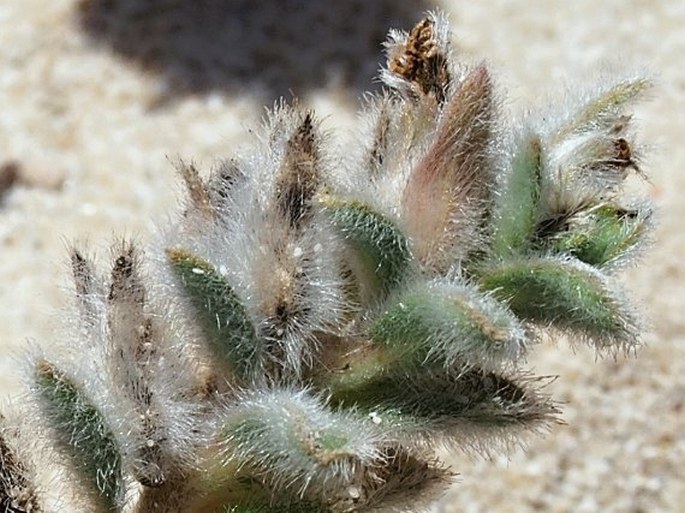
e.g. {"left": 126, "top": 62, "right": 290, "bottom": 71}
{"left": 492, "top": 134, "right": 543, "bottom": 256}
{"left": 317, "top": 342, "right": 394, "bottom": 402}
{"left": 225, "top": 502, "right": 326, "bottom": 513}
{"left": 546, "top": 206, "right": 650, "bottom": 266}
{"left": 370, "top": 279, "right": 524, "bottom": 370}
{"left": 166, "top": 248, "right": 258, "bottom": 379}
{"left": 221, "top": 389, "right": 381, "bottom": 499}
{"left": 479, "top": 257, "right": 639, "bottom": 350}
{"left": 329, "top": 368, "right": 558, "bottom": 444}
{"left": 188, "top": 465, "right": 328, "bottom": 513}
{"left": 223, "top": 450, "right": 450, "bottom": 513}
{"left": 35, "top": 360, "right": 122, "bottom": 512}
{"left": 323, "top": 197, "right": 410, "bottom": 298}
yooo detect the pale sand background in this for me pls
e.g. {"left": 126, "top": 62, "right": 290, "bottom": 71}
{"left": 0, "top": 1, "right": 683, "bottom": 512}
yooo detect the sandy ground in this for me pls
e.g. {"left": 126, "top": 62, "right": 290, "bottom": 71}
{"left": 1, "top": 1, "right": 683, "bottom": 512}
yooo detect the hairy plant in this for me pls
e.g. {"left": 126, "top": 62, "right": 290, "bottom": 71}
{"left": 0, "top": 12, "right": 654, "bottom": 513}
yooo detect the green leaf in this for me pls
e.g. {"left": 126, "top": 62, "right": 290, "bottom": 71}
{"left": 370, "top": 279, "right": 524, "bottom": 370}
{"left": 491, "top": 134, "right": 543, "bottom": 257}
{"left": 223, "top": 450, "right": 450, "bottom": 513}
{"left": 323, "top": 197, "right": 410, "bottom": 299}
{"left": 225, "top": 502, "right": 326, "bottom": 513}
{"left": 318, "top": 343, "right": 395, "bottom": 402}
{"left": 166, "top": 248, "right": 258, "bottom": 379}
{"left": 546, "top": 206, "right": 649, "bottom": 267}
{"left": 329, "top": 368, "right": 558, "bottom": 444}
{"left": 35, "top": 360, "right": 122, "bottom": 512}
{"left": 220, "top": 389, "right": 381, "bottom": 500}
{"left": 479, "top": 256, "right": 639, "bottom": 350}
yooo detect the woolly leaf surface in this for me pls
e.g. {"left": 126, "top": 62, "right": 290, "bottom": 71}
{"left": 479, "top": 257, "right": 639, "bottom": 350}
{"left": 166, "top": 248, "right": 258, "bottom": 379}
{"left": 220, "top": 389, "right": 382, "bottom": 501}
{"left": 370, "top": 279, "right": 525, "bottom": 370}
{"left": 225, "top": 502, "right": 326, "bottom": 513}
{"left": 401, "top": 64, "right": 494, "bottom": 270}
{"left": 545, "top": 206, "right": 650, "bottom": 267}
{"left": 491, "top": 134, "right": 543, "bottom": 257}
{"left": 324, "top": 198, "right": 410, "bottom": 298}
{"left": 34, "top": 360, "right": 122, "bottom": 512}
{"left": 555, "top": 78, "right": 651, "bottom": 140}
{"left": 329, "top": 368, "right": 558, "bottom": 446}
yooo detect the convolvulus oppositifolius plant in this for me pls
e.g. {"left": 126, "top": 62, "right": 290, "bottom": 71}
{"left": 1, "top": 11, "right": 654, "bottom": 513}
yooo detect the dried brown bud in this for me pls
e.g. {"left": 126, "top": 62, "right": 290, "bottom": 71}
{"left": 275, "top": 112, "right": 321, "bottom": 229}
{"left": 178, "top": 160, "right": 214, "bottom": 219}
{"left": 388, "top": 17, "right": 451, "bottom": 103}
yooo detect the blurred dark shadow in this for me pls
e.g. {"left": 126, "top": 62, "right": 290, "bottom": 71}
{"left": 76, "top": 0, "right": 430, "bottom": 102}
